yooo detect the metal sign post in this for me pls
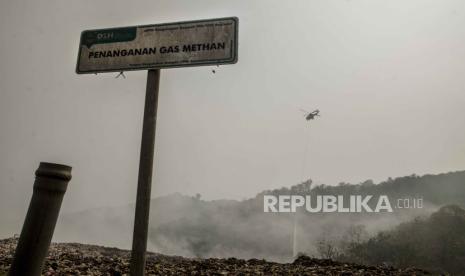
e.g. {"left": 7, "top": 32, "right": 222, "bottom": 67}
{"left": 76, "top": 17, "right": 238, "bottom": 276}
{"left": 130, "top": 69, "right": 160, "bottom": 275}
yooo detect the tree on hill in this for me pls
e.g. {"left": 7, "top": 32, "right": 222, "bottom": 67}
{"left": 342, "top": 205, "right": 465, "bottom": 275}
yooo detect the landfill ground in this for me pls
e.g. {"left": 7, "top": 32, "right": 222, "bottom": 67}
{"left": 0, "top": 237, "right": 431, "bottom": 275}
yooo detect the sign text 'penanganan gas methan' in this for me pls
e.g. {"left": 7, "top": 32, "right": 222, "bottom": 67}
{"left": 76, "top": 17, "right": 238, "bottom": 74}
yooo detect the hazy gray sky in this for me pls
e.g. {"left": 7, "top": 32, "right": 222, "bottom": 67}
{"left": 1, "top": 0, "right": 465, "bottom": 233}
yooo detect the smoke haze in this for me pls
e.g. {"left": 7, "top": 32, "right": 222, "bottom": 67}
{"left": 1, "top": 0, "right": 465, "bottom": 254}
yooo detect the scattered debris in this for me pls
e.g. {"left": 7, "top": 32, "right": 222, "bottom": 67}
{"left": 0, "top": 237, "right": 431, "bottom": 275}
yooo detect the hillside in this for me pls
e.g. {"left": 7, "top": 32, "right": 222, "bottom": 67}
{"left": 339, "top": 205, "right": 465, "bottom": 275}
{"left": 53, "top": 170, "right": 465, "bottom": 261}
{"left": 261, "top": 170, "right": 465, "bottom": 208}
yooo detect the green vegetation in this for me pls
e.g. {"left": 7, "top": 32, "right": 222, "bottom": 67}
{"left": 319, "top": 205, "right": 465, "bottom": 275}
{"left": 147, "top": 171, "right": 465, "bottom": 265}
{"left": 60, "top": 170, "right": 465, "bottom": 272}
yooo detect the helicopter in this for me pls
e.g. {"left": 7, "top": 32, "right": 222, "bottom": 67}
{"left": 300, "top": 109, "right": 320, "bottom": 121}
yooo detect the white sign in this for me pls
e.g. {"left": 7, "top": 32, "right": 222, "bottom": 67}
{"left": 76, "top": 17, "right": 238, "bottom": 74}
